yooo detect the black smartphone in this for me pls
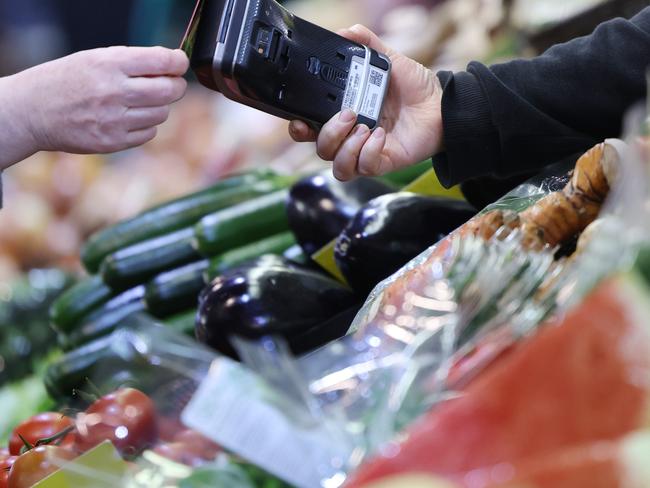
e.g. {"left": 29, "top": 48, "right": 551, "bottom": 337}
{"left": 181, "top": 0, "right": 391, "bottom": 130}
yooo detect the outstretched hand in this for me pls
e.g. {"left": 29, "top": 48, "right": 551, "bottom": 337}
{"left": 288, "top": 24, "right": 444, "bottom": 181}
{"left": 0, "top": 46, "right": 189, "bottom": 168}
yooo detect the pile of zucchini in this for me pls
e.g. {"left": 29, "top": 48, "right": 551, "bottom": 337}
{"left": 49, "top": 169, "right": 300, "bottom": 351}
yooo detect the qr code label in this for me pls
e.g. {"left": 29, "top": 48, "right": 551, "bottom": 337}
{"left": 369, "top": 70, "right": 383, "bottom": 87}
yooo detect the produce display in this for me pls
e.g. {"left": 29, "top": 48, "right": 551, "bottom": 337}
{"left": 48, "top": 170, "right": 299, "bottom": 350}
{"left": 1, "top": 2, "right": 638, "bottom": 486}
{"left": 2, "top": 130, "right": 644, "bottom": 487}
{"left": 0, "top": 270, "right": 73, "bottom": 386}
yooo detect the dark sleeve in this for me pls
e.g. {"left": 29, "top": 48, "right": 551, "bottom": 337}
{"left": 432, "top": 7, "right": 650, "bottom": 187}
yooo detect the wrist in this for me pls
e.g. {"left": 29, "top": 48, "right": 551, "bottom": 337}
{"left": 0, "top": 72, "right": 41, "bottom": 168}
{"left": 431, "top": 74, "right": 444, "bottom": 153}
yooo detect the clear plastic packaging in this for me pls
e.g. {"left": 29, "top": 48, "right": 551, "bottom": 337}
{"left": 229, "top": 122, "right": 650, "bottom": 487}
{"left": 38, "top": 107, "right": 650, "bottom": 488}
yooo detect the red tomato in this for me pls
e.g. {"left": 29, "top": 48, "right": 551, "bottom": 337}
{"left": 8, "top": 446, "right": 76, "bottom": 488}
{"left": 0, "top": 455, "right": 17, "bottom": 488}
{"left": 8, "top": 413, "right": 75, "bottom": 456}
{"left": 74, "top": 388, "right": 157, "bottom": 458}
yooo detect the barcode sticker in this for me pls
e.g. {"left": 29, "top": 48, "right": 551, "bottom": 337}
{"left": 369, "top": 70, "right": 383, "bottom": 87}
{"left": 359, "top": 66, "right": 388, "bottom": 120}
{"left": 181, "top": 358, "right": 352, "bottom": 488}
{"left": 342, "top": 55, "right": 365, "bottom": 113}
{"left": 341, "top": 52, "right": 389, "bottom": 124}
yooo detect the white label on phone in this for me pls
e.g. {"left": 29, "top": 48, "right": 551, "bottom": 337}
{"left": 342, "top": 50, "right": 389, "bottom": 125}
{"left": 181, "top": 358, "right": 352, "bottom": 488}
{"left": 359, "top": 65, "right": 388, "bottom": 121}
{"left": 342, "top": 55, "right": 365, "bottom": 115}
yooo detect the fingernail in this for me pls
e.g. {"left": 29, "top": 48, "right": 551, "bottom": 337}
{"left": 339, "top": 109, "right": 356, "bottom": 123}
{"left": 354, "top": 125, "right": 369, "bottom": 136}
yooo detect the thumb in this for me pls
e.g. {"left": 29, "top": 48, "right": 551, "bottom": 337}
{"left": 337, "top": 24, "right": 393, "bottom": 56}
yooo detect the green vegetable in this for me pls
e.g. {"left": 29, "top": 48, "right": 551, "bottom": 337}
{"left": 380, "top": 160, "right": 431, "bottom": 187}
{"left": 194, "top": 190, "right": 290, "bottom": 256}
{"left": 205, "top": 231, "right": 296, "bottom": 281}
{"left": 0, "top": 374, "right": 54, "bottom": 444}
{"left": 44, "top": 334, "right": 133, "bottom": 405}
{"left": 145, "top": 260, "right": 209, "bottom": 318}
{"left": 59, "top": 286, "right": 146, "bottom": 350}
{"left": 81, "top": 171, "right": 292, "bottom": 272}
{"left": 179, "top": 463, "right": 256, "bottom": 488}
{"left": 50, "top": 275, "right": 112, "bottom": 334}
{"left": 101, "top": 227, "right": 201, "bottom": 290}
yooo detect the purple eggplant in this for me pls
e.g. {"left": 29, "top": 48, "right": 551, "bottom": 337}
{"left": 196, "top": 256, "right": 358, "bottom": 359}
{"left": 286, "top": 173, "right": 394, "bottom": 256}
{"left": 335, "top": 192, "right": 476, "bottom": 294}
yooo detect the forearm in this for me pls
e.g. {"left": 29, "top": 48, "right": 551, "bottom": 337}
{"left": 0, "top": 71, "right": 40, "bottom": 169}
{"left": 433, "top": 7, "right": 650, "bottom": 186}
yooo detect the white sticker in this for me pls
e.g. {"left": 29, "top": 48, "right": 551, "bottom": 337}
{"left": 181, "top": 358, "right": 352, "bottom": 488}
{"left": 342, "top": 55, "right": 365, "bottom": 114}
{"left": 341, "top": 52, "right": 389, "bottom": 124}
{"left": 359, "top": 66, "right": 388, "bottom": 121}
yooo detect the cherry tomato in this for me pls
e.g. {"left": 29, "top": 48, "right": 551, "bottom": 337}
{"left": 8, "top": 413, "right": 75, "bottom": 456}
{"left": 8, "top": 446, "right": 76, "bottom": 488}
{"left": 74, "top": 388, "right": 157, "bottom": 458}
{"left": 0, "top": 455, "right": 17, "bottom": 488}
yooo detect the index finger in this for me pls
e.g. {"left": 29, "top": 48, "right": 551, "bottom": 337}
{"left": 120, "top": 46, "right": 189, "bottom": 77}
{"left": 337, "top": 24, "right": 393, "bottom": 56}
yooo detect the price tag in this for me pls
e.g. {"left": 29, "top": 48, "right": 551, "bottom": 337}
{"left": 182, "top": 359, "right": 352, "bottom": 488}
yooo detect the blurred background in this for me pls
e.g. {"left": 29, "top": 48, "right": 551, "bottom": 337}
{"left": 0, "top": 0, "right": 646, "bottom": 281}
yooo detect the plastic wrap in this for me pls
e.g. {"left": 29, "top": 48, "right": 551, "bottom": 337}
{"left": 29, "top": 316, "right": 294, "bottom": 488}
{"left": 341, "top": 105, "right": 650, "bottom": 486}
{"left": 30, "top": 109, "right": 650, "bottom": 487}
{"left": 225, "top": 128, "right": 644, "bottom": 487}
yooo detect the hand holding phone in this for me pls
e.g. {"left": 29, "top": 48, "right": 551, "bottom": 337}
{"left": 289, "top": 24, "right": 445, "bottom": 181}
{"left": 182, "top": 0, "right": 391, "bottom": 130}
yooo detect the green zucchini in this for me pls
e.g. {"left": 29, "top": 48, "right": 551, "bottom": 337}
{"left": 50, "top": 276, "right": 112, "bottom": 334}
{"left": 145, "top": 260, "right": 209, "bottom": 318}
{"left": 161, "top": 309, "right": 197, "bottom": 337}
{"left": 100, "top": 227, "right": 201, "bottom": 290}
{"left": 380, "top": 161, "right": 431, "bottom": 187}
{"left": 81, "top": 172, "right": 294, "bottom": 272}
{"left": 59, "top": 286, "right": 146, "bottom": 350}
{"left": 205, "top": 231, "right": 296, "bottom": 281}
{"left": 194, "top": 190, "right": 289, "bottom": 256}
{"left": 44, "top": 334, "right": 150, "bottom": 406}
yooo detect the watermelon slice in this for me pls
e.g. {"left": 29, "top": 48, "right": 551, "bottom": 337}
{"left": 346, "top": 273, "right": 650, "bottom": 487}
